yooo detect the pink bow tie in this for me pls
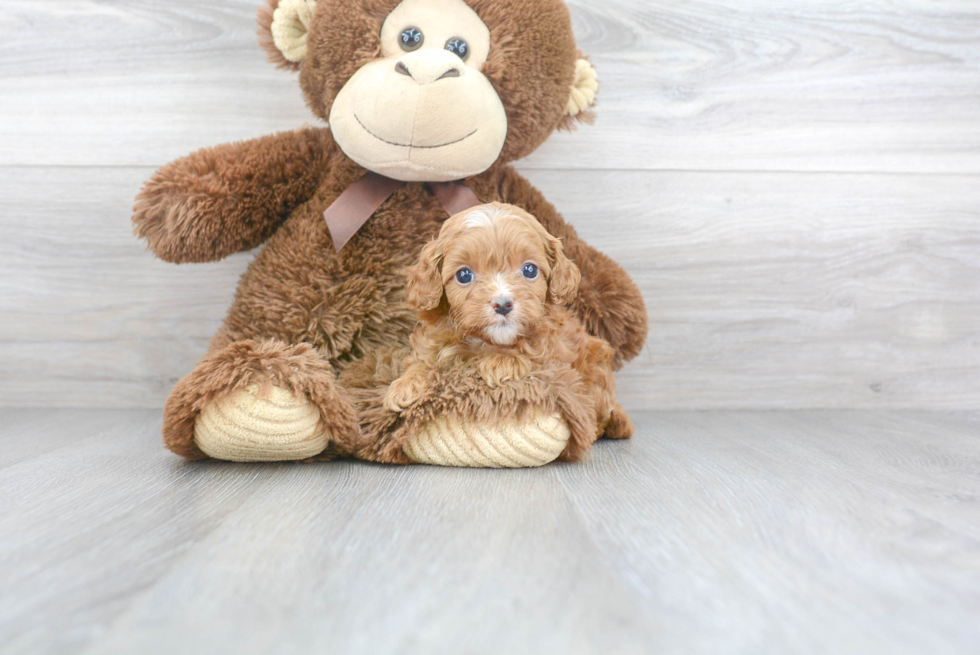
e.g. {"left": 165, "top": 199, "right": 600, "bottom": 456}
{"left": 323, "top": 172, "right": 482, "bottom": 252}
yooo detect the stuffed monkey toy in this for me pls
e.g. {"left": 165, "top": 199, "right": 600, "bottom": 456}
{"left": 133, "top": 0, "right": 648, "bottom": 465}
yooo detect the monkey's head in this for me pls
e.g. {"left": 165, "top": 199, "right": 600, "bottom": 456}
{"left": 259, "top": 0, "right": 598, "bottom": 182}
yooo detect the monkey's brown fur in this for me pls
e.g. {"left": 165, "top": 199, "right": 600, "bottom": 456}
{"left": 133, "top": 0, "right": 648, "bottom": 462}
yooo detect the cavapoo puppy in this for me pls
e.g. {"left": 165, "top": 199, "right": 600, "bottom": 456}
{"left": 384, "top": 202, "right": 633, "bottom": 443}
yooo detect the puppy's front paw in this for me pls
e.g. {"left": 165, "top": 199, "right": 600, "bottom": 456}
{"left": 477, "top": 355, "right": 532, "bottom": 388}
{"left": 384, "top": 376, "right": 424, "bottom": 413}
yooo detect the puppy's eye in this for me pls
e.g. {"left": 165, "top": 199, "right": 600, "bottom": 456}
{"left": 521, "top": 263, "right": 539, "bottom": 280}
{"left": 455, "top": 268, "right": 474, "bottom": 285}
{"left": 445, "top": 38, "right": 469, "bottom": 60}
{"left": 400, "top": 27, "right": 424, "bottom": 51}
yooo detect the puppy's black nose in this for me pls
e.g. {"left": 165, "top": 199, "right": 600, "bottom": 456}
{"left": 493, "top": 298, "right": 514, "bottom": 316}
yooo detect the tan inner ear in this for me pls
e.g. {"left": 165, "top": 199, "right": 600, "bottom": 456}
{"left": 272, "top": 0, "right": 317, "bottom": 63}
{"left": 565, "top": 58, "right": 599, "bottom": 117}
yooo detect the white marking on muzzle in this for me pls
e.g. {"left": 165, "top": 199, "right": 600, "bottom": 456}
{"left": 484, "top": 323, "right": 520, "bottom": 346}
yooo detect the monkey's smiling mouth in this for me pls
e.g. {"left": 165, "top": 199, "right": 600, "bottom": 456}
{"left": 354, "top": 113, "right": 478, "bottom": 149}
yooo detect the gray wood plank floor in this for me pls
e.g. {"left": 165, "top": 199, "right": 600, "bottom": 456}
{"left": 1, "top": 410, "right": 977, "bottom": 654}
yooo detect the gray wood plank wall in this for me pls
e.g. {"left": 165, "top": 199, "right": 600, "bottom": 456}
{"left": 1, "top": 0, "right": 978, "bottom": 410}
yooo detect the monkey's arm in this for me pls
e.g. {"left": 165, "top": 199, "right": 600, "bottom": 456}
{"left": 133, "top": 127, "right": 335, "bottom": 263}
{"left": 499, "top": 167, "right": 648, "bottom": 369}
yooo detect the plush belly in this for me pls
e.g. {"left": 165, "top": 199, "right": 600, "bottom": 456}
{"left": 214, "top": 185, "right": 447, "bottom": 361}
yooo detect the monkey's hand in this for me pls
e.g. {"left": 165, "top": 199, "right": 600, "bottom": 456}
{"left": 133, "top": 127, "right": 335, "bottom": 263}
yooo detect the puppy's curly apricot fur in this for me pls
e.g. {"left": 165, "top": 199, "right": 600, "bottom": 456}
{"left": 386, "top": 203, "right": 634, "bottom": 449}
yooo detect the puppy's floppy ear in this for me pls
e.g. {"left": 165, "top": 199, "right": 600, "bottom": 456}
{"left": 407, "top": 238, "right": 445, "bottom": 311}
{"left": 547, "top": 237, "right": 581, "bottom": 306}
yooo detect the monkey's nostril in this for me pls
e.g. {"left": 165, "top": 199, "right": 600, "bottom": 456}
{"left": 395, "top": 61, "right": 412, "bottom": 77}
{"left": 437, "top": 68, "right": 461, "bottom": 80}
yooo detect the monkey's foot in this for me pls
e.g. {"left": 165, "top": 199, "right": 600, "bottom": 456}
{"left": 195, "top": 384, "right": 327, "bottom": 462}
{"left": 163, "top": 339, "right": 358, "bottom": 462}
{"left": 403, "top": 411, "right": 570, "bottom": 468}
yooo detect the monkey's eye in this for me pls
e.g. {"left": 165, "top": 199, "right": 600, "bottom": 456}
{"left": 445, "top": 38, "right": 469, "bottom": 60}
{"left": 455, "top": 268, "right": 474, "bottom": 285}
{"left": 522, "top": 263, "right": 539, "bottom": 280}
{"left": 399, "top": 27, "right": 424, "bottom": 51}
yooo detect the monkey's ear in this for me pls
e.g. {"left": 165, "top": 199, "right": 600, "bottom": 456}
{"left": 563, "top": 58, "right": 599, "bottom": 124}
{"left": 547, "top": 238, "right": 582, "bottom": 306}
{"left": 407, "top": 240, "right": 446, "bottom": 312}
{"left": 257, "top": 0, "right": 317, "bottom": 71}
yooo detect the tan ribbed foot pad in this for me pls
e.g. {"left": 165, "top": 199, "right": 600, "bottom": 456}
{"left": 403, "top": 412, "right": 570, "bottom": 468}
{"left": 194, "top": 384, "right": 327, "bottom": 462}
